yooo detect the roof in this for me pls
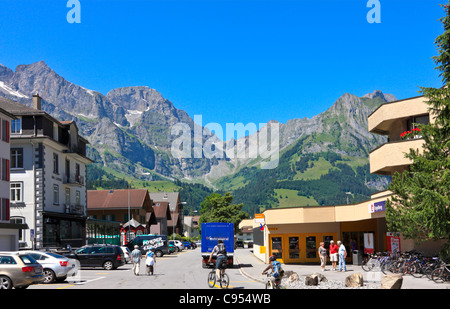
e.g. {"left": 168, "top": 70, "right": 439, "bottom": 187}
{"left": 149, "top": 192, "right": 180, "bottom": 212}
{"left": 0, "top": 96, "right": 46, "bottom": 115}
{"left": 152, "top": 201, "right": 172, "bottom": 219}
{"left": 0, "top": 106, "right": 16, "bottom": 119}
{"left": 87, "top": 189, "right": 152, "bottom": 210}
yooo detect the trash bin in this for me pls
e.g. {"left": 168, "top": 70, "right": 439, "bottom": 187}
{"left": 352, "top": 250, "right": 362, "bottom": 265}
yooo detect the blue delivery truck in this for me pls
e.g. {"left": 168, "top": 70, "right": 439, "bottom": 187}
{"left": 201, "top": 222, "right": 234, "bottom": 268}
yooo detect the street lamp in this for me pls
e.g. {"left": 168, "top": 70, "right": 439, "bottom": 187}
{"left": 127, "top": 172, "right": 151, "bottom": 243}
{"left": 171, "top": 201, "right": 186, "bottom": 240}
{"left": 346, "top": 192, "right": 352, "bottom": 205}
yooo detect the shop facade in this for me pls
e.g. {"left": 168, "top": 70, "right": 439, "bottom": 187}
{"left": 252, "top": 192, "right": 392, "bottom": 264}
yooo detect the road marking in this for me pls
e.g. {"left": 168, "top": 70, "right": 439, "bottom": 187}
{"left": 57, "top": 284, "right": 75, "bottom": 289}
{"left": 74, "top": 276, "right": 106, "bottom": 285}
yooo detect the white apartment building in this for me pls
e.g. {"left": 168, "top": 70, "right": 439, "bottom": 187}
{"left": 0, "top": 95, "right": 92, "bottom": 250}
{"left": 0, "top": 106, "right": 27, "bottom": 250}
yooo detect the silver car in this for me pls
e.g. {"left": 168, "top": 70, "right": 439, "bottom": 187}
{"left": 21, "top": 251, "right": 72, "bottom": 283}
{"left": 0, "top": 251, "right": 44, "bottom": 289}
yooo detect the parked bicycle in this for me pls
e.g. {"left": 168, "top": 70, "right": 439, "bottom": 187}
{"left": 361, "top": 252, "right": 392, "bottom": 273}
{"left": 207, "top": 261, "right": 229, "bottom": 289}
{"left": 431, "top": 262, "right": 450, "bottom": 284}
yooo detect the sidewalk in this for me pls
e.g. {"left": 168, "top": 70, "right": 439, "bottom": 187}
{"left": 234, "top": 248, "right": 449, "bottom": 289}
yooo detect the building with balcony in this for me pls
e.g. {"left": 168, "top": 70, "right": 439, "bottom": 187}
{"left": 246, "top": 94, "right": 444, "bottom": 264}
{"left": 368, "top": 95, "right": 431, "bottom": 175}
{"left": 0, "top": 95, "right": 93, "bottom": 249}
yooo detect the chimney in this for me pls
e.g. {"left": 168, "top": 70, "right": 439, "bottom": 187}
{"left": 32, "top": 94, "right": 42, "bottom": 110}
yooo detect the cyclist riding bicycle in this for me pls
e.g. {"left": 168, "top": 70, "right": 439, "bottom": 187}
{"left": 208, "top": 239, "right": 227, "bottom": 279}
{"left": 262, "top": 255, "right": 283, "bottom": 288}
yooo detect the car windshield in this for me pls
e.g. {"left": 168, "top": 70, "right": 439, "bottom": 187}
{"left": 19, "top": 255, "right": 38, "bottom": 265}
{"left": 45, "top": 252, "right": 66, "bottom": 259}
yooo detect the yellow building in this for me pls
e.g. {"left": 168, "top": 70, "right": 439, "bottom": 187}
{"left": 241, "top": 95, "right": 445, "bottom": 264}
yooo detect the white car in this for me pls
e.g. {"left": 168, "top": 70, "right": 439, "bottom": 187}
{"left": 120, "top": 246, "right": 131, "bottom": 263}
{"left": 169, "top": 240, "right": 184, "bottom": 252}
{"left": 21, "top": 251, "right": 72, "bottom": 284}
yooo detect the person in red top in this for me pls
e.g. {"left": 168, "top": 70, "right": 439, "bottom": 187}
{"left": 329, "top": 240, "right": 339, "bottom": 271}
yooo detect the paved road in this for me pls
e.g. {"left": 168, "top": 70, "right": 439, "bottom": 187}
{"left": 29, "top": 248, "right": 263, "bottom": 290}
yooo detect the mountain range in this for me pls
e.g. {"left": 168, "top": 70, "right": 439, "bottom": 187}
{"left": 0, "top": 60, "right": 394, "bottom": 214}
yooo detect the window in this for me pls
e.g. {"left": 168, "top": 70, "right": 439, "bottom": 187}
{"left": 53, "top": 185, "right": 59, "bottom": 205}
{"left": 271, "top": 237, "right": 283, "bottom": 260}
{"left": 11, "top": 118, "right": 21, "bottom": 134}
{"left": 10, "top": 148, "right": 23, "bottom": 169}
{"left": 75, "top": 191, "right": 80, "bottom": 205}
{"left": 65, "top": 187, "right": 70, "bottom": 205}
{"left": 10, "top": 217, "right": 25, "bottom": 241}
{"left": 306, "top": 236, "right": 317, "bottom": 258}
{"left": 75, "top": 247, "right": 91, "bottom": 254}
{"left": 75, "top": 163, "right": 80, "bottom": 182}
{"left": 0, "top": 256, "right": 16, "bottom": 264}
{"left": 288, "top": 236, "right": 299, "bottom": 259}
{"left": 53, "top": 153, "right": 59, "bottom": 174}
{"left": 10, "top": 182, "right": 23, "bottom": 202}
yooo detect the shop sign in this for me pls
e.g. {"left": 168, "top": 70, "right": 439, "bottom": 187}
{"left": 254, "top": 213, "right": 265, "bottom": 223}
{"left": 386, "top": 232, "right": 401, "bottom": 254}
{"left": 364, "top": 233, "right": 374, "bottom": 254}
{"left": 368, "top": 200, "right": 386, "bottom": 213}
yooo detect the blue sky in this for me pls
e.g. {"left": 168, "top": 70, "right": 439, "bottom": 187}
{"left": 0, "top": 0, "right": 445, "bottom": 137}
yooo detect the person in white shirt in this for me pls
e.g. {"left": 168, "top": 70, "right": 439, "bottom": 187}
{"left": 337, "top": 240, "right": 347, "bottom": 272}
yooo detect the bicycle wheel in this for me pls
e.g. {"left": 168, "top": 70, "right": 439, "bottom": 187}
{"left": 361, "top": 258, "right": 373, "bottom": 272}
{"left": 431, "top": 268, "right": 444, "bottom": 283}
{"left": 219, "top": 273, "right": 229, "bottom": 289}
{"left": 410, "top": 263, "right": 424, "bottom": 278}
{"left": 207, "top": 271, "right": 216, "bottom": 288}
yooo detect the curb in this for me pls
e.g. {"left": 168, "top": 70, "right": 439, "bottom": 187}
{"left": 235, "top": 255, "right": 265, "bottom": 284}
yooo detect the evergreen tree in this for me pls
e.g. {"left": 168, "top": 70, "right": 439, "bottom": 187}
{"left": 386, "top": 2, "right": 450, "bottom": 257}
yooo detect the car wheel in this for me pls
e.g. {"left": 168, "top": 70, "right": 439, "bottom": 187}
{"left": 0, "top": 276, "right": 12, "bottom": 289}
{"left": 43, "top": 269, "right": 56, "bottom": 283}
{"left": 155, "top": 250, "right": 163, "bottom": 257}
{"left": 103, "top": 260, "right": 114, "bottom": 270}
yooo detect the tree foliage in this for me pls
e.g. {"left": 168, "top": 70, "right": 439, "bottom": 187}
{"left": 199, "top": 192, "right": 249, "bottom": 234}
{"left": 386, "top": 2, "right": 450, "bottom": 258}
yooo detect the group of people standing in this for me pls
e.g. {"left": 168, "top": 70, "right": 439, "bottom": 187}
{"left": 318, "top": 240, "right": 347, "bottom": 272}
{"left": 131, "top": 245, "right": 156, "bottom": 276}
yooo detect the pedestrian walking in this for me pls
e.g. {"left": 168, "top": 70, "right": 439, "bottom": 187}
{"left": 131, "top": 245, "right": 141, "bottom": 276}
{"left": 318, "top": 242, "right": 327, "bottom": 271}
{"left": 337, "top": 240, "right": 347, "bottom": 272}
{"left": 329, "top": 240, "right": 339, "bottom": 271}
{"left": 146, "top": 250, "right": 156, "bottom": 275}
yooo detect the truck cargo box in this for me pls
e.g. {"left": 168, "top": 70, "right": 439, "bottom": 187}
{"left": 201, "top": 222, "right": 234, "bottom": 268}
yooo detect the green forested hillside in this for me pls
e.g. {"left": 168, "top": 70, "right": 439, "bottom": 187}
{"left": 214, "top": 134, "right": 389, "bottom": 216}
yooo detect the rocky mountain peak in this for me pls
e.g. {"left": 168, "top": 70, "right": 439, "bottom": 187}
{"left": 362, "top": 90, "right": 397, "bottom": 102}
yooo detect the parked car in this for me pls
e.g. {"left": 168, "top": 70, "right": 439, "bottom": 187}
{"left": 168, "top": 243, "right": 176, "bottom": 254}
{"left": 120, "top": 246, "right": 131, "bottom": 264}
{"left": 65, "top": 244, "right": 125, "bottom": 270}
{"left": 0, "top": 251, "right": 44, "bottom": 289}
{"left": 235, "top": 240, "right": 244, "bottom": 249}
{"left": 183, "top": 241, "right": 191, "bottom": 249}
{"left": 169, "top": 240, "right": 184, "bottom": 252}
{"left": 126, "top": 234, "right": 169, "bottom": 257}
{"left": 21, "top": 250, "right": 72, "bottom": 283}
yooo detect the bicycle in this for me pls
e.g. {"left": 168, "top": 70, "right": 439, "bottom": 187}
{"left": 431, "top": 262, "right": 450, "bottom": 284}
{"left": 207, "top": 261, "right": 229, "bottom": 289}
{"left": 264, "top": 271, "right": 282, "bottom": 289}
